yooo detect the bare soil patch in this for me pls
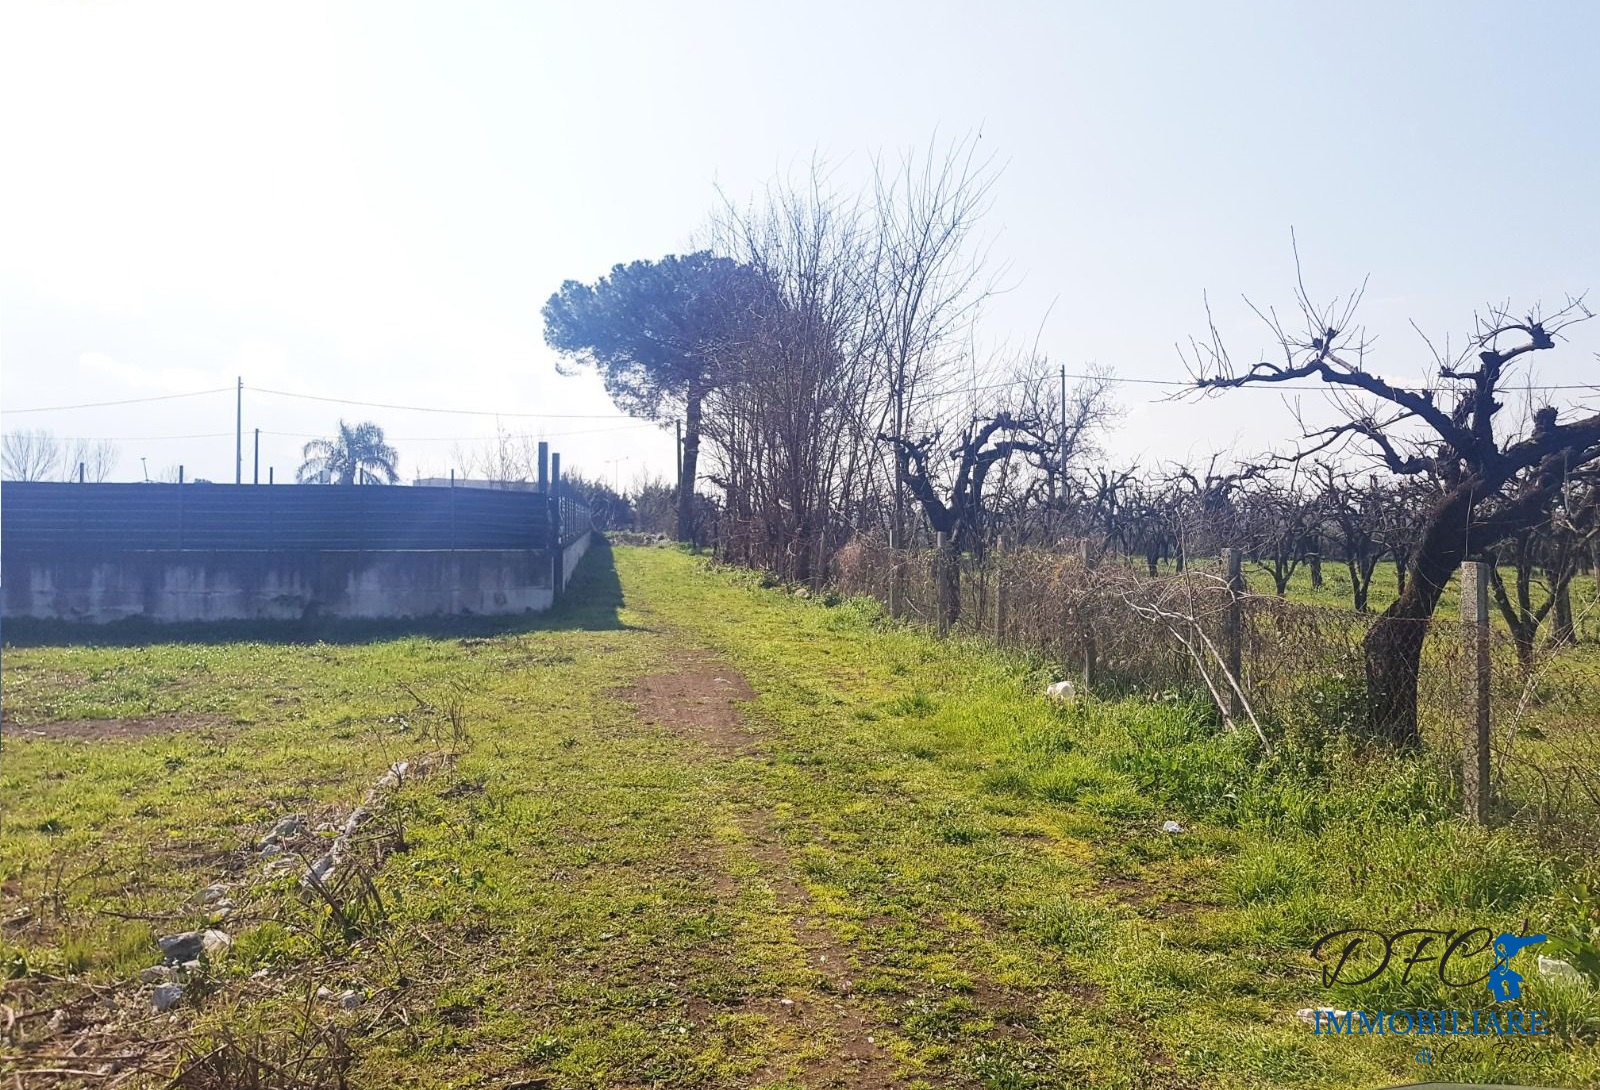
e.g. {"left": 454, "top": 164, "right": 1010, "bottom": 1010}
{"left": 620, "top": 658, "right": 759, "bottom": 754}
{"left": 2, "top": 714, "right": 227, "bottom": 742}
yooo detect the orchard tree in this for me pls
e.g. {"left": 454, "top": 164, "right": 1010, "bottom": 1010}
{"left": 1311, "top": 464, "right": 1391, "bottom": 613}
{"left": 1191, "top": 278, "right": 1595, "bottom": 746}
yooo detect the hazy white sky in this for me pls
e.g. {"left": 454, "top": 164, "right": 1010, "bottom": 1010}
{"left": 3, "top": 0, "right": 1597, "bottom": 486}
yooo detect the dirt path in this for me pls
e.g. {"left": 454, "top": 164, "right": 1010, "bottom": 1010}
{"left": 622, "top": 651, "right": 910, "bottom": 1089}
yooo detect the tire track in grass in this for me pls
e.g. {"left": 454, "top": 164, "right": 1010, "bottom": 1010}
{"left": 619, "top": 651, "right": 913, "bottom": 1089}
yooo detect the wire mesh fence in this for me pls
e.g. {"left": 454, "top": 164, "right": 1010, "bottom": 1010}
{"left": 831, "top": 535, "right": 1600, "bottom": 849}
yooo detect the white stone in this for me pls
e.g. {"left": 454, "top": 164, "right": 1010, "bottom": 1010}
{"left": 195, "top": 883, "right": 230, "bottom": 905}
{"left": 1161, "top": 820, "right": 1186, "bottom": 834}
{"left": 1046, "top": 679, "right": 1077, "bottom": 702}
{"left": 157, "top": 931, "right": 204, "bottom": 963}
{"left": 1539, "top": 955, "right": 1585, "bottom": 984}
{"left": 151, "top": 983, "right": 184, "bottom": 1011}
{"left": 270, "top": 814, "right": 308, "bottom": 839}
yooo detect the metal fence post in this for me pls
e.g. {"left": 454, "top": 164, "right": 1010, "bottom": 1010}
{"left": 935, "top": 531, "right": 950, "bottom": 637}
{"left": 1222, "top": 547, "right": 1244, "bottom": 721}
{"left": 177, "top": 466, "right": 186, "bottom": 551}
{"left": 1461, "top": 560, "right": 1492, "bottom": 824}
{"left": 550, "top": 452, "right": 562, "bottom": 600}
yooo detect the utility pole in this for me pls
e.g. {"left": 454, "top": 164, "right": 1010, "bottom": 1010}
{"left": 1059, "top": 364, "right": 1067, "bottom": 479}
{"left": 235, "top": 376, "right": 243, "bottom": 485}
{"left": 253, "top": 428, "right": 260, "bottom": 485}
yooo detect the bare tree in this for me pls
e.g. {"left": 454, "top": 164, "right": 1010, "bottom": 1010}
{"left": 1189, "top": 271, "right": 1596, "bottom": 745}
{"left": 705, "top": 161, "right": 878, "bottom": 580}
{"left": 3, "top": 429, "right": 61, "bottom": 481}
{"left": 1311, "top": 464, "right": 1392, "bottom": 613}
{"left": 64, "top": 438, "right": 120, "bottom": 482}
{"left": 1237, "top": 472, "right": 1316, "bottom": 596}
{"left": 1166, "top": 457, "right": 1260, "bottom": 565}
{"left": 1487, "top": 473, "right": 1600, "bottom": 669}
{"left": 866, "top": 133, "right": 1002, "bottom": 553}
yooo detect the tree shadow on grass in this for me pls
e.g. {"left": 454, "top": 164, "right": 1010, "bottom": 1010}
{"left": 1, "top": 538, "right": 632, "bottom": 648}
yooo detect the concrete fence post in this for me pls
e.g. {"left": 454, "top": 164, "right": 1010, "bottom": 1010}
{"left": 1222, "top": 547, "right": 1244, "bottom": 721}
{"left": 887, "top": 528, "right": 902, "bottom": 620}
{"left": 935, "top": 531, "right": 950, "bottom": 638}
{"left": 1460, "top": 560, "right": 1492, "bottom": 824}
{"left": 1079, "top": 539, "right": 1097, "bottom": 689}
{"left": 993, "top": 535, "right": 1008, "bottom": 644}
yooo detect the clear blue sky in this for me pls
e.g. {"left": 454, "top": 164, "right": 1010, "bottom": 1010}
{"left": 3, "top": 0, "right": 1596, "bottom": 485}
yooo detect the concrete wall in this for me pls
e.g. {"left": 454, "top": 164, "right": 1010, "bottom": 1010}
{"left": 561, "top": 531, "right": 592, "bottom": 588}
{"left": 0, "top": 547, "right": 585, "bottom": 623}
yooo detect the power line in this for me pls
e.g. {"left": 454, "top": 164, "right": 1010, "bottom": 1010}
{"left": 9, "top": 371, "right": 1596, "bottom": 427}
{"left": 2, "top": 421, "right": 662, "bottom": 445}
{"left": 249, "top": 386, "right": 635, "bottom": 419}
{"left": 949, "top": 370, "right": 1600, "bottom": 396}
{"left": 260, "top": 421, "right": 661, "bottom": 442}
{"left": 2, "top": 387, "right": 234, "bottom": 414}
{"left": 0, "top": 432, "right": 231, "bottom": 441}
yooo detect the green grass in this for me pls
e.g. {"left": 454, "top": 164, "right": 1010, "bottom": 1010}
{"left": 3, "top": 542, "right": 1597, "bottom": 1088}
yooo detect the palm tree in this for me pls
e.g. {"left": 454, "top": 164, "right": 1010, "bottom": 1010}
{"left": 296, "top": 420, "right": 400, "bottom": 485}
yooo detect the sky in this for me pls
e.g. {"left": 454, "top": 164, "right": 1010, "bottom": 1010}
{"left": 3, "top": 0, "right": 1597, "bottom": 488}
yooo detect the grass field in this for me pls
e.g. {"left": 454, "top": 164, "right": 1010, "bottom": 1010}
{"left": 3, "top": 543, "right": 1598, "bottom": 1088}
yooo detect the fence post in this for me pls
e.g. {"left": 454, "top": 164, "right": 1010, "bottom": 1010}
{"left": 993, "top": 535, "right": 1008, "bottom": 644}
{"left": 177, "top": 465, "right": 186, "bottom": 551}
{"left": 887, "top": 528, "right": 902, "bottom": 619}
{"left": 1079, "top": 539, "right": 1098, "bottom": 689}
{"left": 550, "top": 452, "right": 563, "bottom": 600}
{"left": 1222, "top": 547, "right": 1244, "bottom": 720}
{"left": 935, "top": 531, "right": 950, "bottom": 637}
{"left": 1461, "top": 560, "right": 1492, "bottom": 824}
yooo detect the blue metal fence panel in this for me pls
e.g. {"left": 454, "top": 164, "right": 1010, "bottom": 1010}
{"left": 0, "top": 482, "right": 580, "bottom": 553}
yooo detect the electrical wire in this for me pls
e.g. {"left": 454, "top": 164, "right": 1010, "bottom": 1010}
{"left": 2, "top": 387, "right": 234, "bottom": 414}
{"left": 248, "top": 386, "right": 635, "bottom": 419}
{"left": 8, "top": 370, "right": 1596, "bottom": 431}
{"left": 0, "top": 432, "right": 232, "bottom": 441}
{"left": 260, "top": 421, "right": 661, "bottom": 442}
